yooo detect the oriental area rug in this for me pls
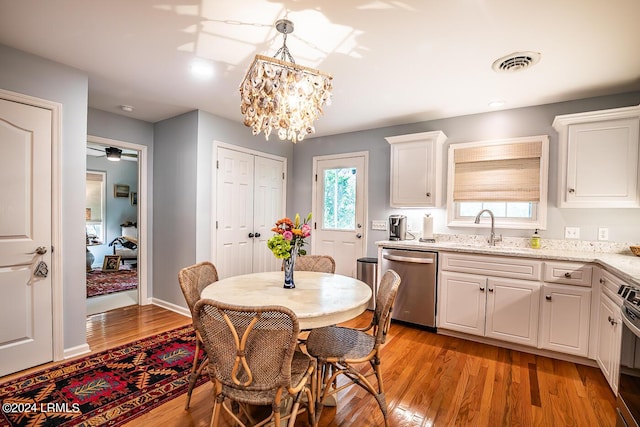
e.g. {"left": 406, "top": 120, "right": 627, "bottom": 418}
{"left": 86, "top": 265, "right": 138, "bottom": 298}
{"left": 0, "top": 326, "right": 206, "bottom": 427}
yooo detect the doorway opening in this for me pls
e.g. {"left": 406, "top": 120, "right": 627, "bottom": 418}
{"left": 85, "top": 136, "right": 147, "bottom": 315}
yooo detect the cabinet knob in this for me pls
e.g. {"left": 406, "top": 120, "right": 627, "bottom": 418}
{"left": 564, "top": 272, "right": 572, "bottom": 278}
{"left": 248, "top": 233, "right": 255, "bottom": 238}
{"left": 608, "top": 316, "right": 618, "bottom": 326}
{"left": 254, "top": 232, "right": 261, "bottom": 238}
{"left": 488, "top": 287, "right": 494, "bottom": 293}
{"left": 568, "top": 188, "right": 575, "bottom": 194}
{"left": 479, "top": 286, "right": 485, "bottom": 292}
{"left": 426, "top": 192, "right": 431, "bottom": 197}
{"left": 600, "top": 278, "right": 605, "bottom": 284}
{"left": 545, "top": 295, "right": 552, "bottom": 301}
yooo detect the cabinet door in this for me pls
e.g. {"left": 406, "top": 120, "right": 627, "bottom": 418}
{"left": 386, "top": 131, "right": 446, "bottom": 208}
{"left": 439, "top": 271, "right": 486, "bottom": 336}
{"left": 539, "top": 284, "right": 591, "bottom": 356}
{"left": 596, "top": 292, "right": 622, "bottom": 393}
{"left": 485, "top": 278, "right": 540, "bottom": 347}
{"left": 553, "top": 104, "right": 640, "bottom": 208}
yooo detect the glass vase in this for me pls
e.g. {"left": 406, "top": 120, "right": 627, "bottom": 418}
{"left": 283, "top": 250, "right": 296, "bottom": 289}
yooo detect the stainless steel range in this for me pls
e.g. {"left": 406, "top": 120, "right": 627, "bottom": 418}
{"left": 617, "top": 284, "right": 640, "bottom": 427}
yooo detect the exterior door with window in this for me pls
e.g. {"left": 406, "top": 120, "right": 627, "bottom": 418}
{"left": 0, "top": 97, "right": 53, "bottom": 376}
{"left": 312, "top": 153, "right": 367, "bottom": 278}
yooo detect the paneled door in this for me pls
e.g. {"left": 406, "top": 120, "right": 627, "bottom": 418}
{"left": 312, "top": 152, "right": 367, "bottom": 277}
{"left": 215, "top": 146, "right": 285, "bottom": 279}
{"left": 0, "top": 97, "right": 53, "bottom": 376}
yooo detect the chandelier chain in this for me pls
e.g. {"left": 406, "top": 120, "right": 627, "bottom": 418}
{"left": 273, "top": 32, "right": 295, "bottom": 64}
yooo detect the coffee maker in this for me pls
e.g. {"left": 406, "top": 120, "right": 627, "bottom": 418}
{"left": 388, "top": 215, "right": 407, "bottom": 240}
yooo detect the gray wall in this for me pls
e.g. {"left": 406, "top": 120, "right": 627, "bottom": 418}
{"left": 152, "top": 110, "right": 294, "bottom": 310}
{"left": 292, "top": 91, "right": 640, "bottom": 257}
{"left": 86, "top": 155, "right": 139, "bottom": 266}
{"left": 0, "top": 44, "right": 89, "bottom": 349}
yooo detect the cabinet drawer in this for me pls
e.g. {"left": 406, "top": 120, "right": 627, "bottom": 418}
{"left": 600, "top": 269, "right": 626, "bottom": 304}
{"left": 543, "top": 261, "right": 592, "bottom": 287}
{"left": 441, "top": 252, "right": 542, "bottom": 281}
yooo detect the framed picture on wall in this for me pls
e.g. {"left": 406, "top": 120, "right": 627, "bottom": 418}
{"left": 130, "top": 192, "right": 137, "bottom": 206}
{"left": 114, "top": 184, "right": 129, "bottom": 198}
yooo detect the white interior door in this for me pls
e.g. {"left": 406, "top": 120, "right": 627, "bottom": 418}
{"left": 312, "top": 153, "right": 367, "bottom": 277}
{"left": 253, "top": 155, "right": 285, "bottom": 273}
{"left": 216, "top": 147, "right": 254, "bottom": 279}
{"left": 0, "top": 98, "right": 53, "bottom": 376}
{"left": 216, "top": 146, "right": 285, "bottom": 279}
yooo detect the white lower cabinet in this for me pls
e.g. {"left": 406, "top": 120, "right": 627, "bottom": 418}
{"left": 539, "top": 283, "right": 591, "bottom": 356}
{"left": 440, "top": 270, "right": 540, "bottom": 347}
{"left": 595, "top": 291, "right": 622, "bottom": 393}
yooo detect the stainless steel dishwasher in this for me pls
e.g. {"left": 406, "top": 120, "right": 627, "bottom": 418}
{"left": 380, "top": 247, "right": 437, "bottom": 330}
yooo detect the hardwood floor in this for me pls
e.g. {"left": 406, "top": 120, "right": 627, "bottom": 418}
{"left": 2, "top": 304, "right": 618, "bottom": 426}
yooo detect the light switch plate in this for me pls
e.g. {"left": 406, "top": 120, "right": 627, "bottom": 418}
{"left": 598, "top": 227, "right": 609, "bottom": 241}
{"left": 565, "top": 226, "right": 580, "bottom": 239}
{"left": 371, "top": 220, "right": 387, "bottom": 231}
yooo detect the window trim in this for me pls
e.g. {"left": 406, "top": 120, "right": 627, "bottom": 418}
{"left": 446, "top": 135, "right": 549, "bottom": 230}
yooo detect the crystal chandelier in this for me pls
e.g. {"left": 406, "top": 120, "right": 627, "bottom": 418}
{"left": 240, "top": 19, "right": 333, "bottom": 143}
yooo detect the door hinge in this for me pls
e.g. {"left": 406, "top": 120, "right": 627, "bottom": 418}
{"left": 314, "top": 222, "right": 317, "bottom": 230}
{"left": 216, "top": 160, "right": 219, "bottom": 169}
{"left": 282, "top": 172, "right": 285, "bottom": 180}
{"left": 315, "top": 174, "right": 317, "bottom": 182}
{"left": 216, "top": 221, "right": 218, "bottom": 229}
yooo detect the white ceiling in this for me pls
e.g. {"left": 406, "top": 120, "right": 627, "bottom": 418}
{"left": 1, "top": 1, "right": 639, "bottom": 138}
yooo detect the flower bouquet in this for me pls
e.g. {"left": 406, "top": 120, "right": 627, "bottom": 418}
{"left": 267, "top": 213, "right": 311, "bottom": 288}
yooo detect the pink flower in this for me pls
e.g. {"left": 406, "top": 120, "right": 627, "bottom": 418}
{"left": 301, "top": 224, "right": 311, "bottom": 237}
{"left": 283, "top": 230, "right": 293, "bottom": 241}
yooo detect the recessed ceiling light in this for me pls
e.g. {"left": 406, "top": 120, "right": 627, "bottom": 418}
{"left": 488, "top": 100, "right": 506, "bottom": 108}
{"left": 120, "top": 105, "right": 134, "bottom": 113}
{"left": 190, "top": 60, "right": 214, "bottom": 79}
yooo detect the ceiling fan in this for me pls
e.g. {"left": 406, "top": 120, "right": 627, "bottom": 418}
{"left": 86, "top": 145, "right": 138, "bottom": 161}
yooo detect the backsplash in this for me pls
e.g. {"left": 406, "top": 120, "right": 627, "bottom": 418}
{"left": 433, "top": 233, "right": 634, "bottom": 255}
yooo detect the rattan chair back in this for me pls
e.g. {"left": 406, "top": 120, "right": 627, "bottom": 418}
{"left": 373, "top": 269, "right": 401, "bottom": 345}
{"left": 293, "top": 255, "right": 336, "bottom": 273}
{"left": 178, "top": 261, "right": 218, "bottom": 316}
{"left": 194, "top": 300, "right": 300, "bottom": 392}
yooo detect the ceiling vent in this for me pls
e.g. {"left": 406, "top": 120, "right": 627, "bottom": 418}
{"left": 492, "top": 51, "right": 541, "bottom": 73}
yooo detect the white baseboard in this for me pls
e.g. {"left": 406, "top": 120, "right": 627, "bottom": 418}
{"left": 152, "top": 298, "right": 191, "bottom": 318}
{"left": 63, "top": 343, "right": 91, "bottom": 360}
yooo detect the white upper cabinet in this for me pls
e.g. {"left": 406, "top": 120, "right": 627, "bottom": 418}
{"left": 386, "top": 131, "right": 447, "bottom": 208}
{"left": 553, "top": 105, "right": 640, "bottom": 208}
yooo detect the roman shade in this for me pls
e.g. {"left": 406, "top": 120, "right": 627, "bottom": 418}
{"left": 453, "top": 140, "right": 543, "bottom": 202}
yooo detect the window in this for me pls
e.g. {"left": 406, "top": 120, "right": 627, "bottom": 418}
{"left": 322, "top": 167, "right": 356, "bottom": 230}
{"left": 447, "top": 135, "right": 549, "bottom": 230}
{"left": 86, "top": 171, "right": 106, "bottom": 243}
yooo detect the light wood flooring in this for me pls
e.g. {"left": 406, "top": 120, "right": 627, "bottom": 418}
{"left": 3, "top": 304, "right": 618, "bottom": 426}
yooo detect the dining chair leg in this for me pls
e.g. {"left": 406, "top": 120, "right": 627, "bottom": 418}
{"left": 210, "top": 386, "right": 224, "bottom": 427}
{"left": 185, "top": 337, "right": 201, "bottom": 409}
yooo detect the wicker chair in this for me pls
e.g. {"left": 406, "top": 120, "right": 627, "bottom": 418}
{"left": 178, "top": 261, "right": 219, "bottom": 410}
{"left": 193, "top": 299, "right": 316, "bottom": 427}
{"left": 305, "top": 269, "right": 401, "bottom": 427}
{"left": 293, "top": 255, "right": 335, "bottom": 274}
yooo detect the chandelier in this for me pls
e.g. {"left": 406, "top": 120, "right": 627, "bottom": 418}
{"left": 240, "top": 19, "right": 333, "bottom": 143}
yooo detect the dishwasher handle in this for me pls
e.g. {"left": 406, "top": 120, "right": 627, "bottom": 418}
{"left": 383, "top": 253, "right": 434, "bottom": 264}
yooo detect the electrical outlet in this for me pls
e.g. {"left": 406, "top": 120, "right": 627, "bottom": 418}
{"left": 598, "top": 227, "right": 609, "bottom": 241}
{"left": 371, "top": 220, "right": 387, "bottom": 231}
{"left": 565, "top": 226, "right": 580, "bottom": 239}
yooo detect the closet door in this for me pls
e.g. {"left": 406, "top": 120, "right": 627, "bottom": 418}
{"left": 216, "top": 146, "right": 285, "bottom": 279}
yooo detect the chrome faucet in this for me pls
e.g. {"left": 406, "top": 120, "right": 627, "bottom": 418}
{"left": 474, "top": 209, "right": 502, "bottom": 246}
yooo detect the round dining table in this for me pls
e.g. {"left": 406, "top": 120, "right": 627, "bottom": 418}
{"left": 200, "top": 271, "right": 372, "bottom": 330}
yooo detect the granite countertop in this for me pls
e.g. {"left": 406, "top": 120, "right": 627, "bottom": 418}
{"left": 376, "top": 238, "right": 640, "bottom": 287}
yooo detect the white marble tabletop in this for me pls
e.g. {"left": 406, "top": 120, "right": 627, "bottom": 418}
{"left": 200, "top": 271, "right": 372, "bottom": 330}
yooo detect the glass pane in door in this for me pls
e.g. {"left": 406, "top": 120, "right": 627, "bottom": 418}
{"left": 323, "top": 168, "right": 356, "bottom": 230}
